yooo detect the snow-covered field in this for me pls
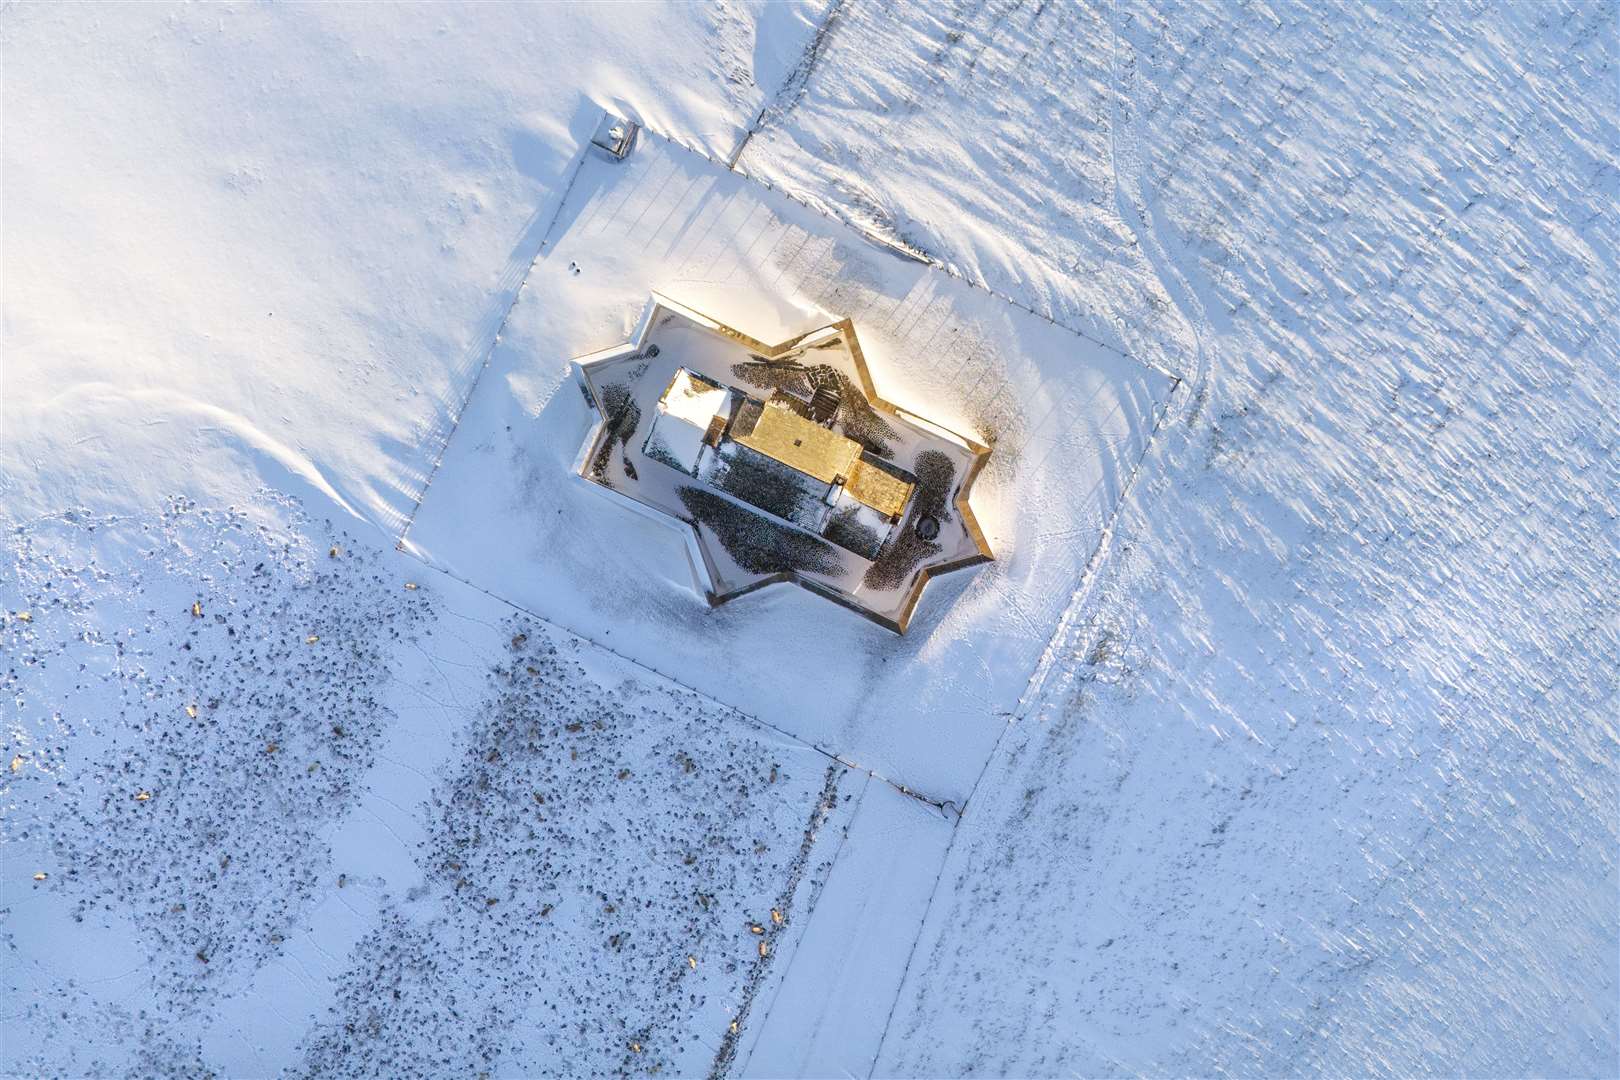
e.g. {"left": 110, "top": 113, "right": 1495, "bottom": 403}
{"left": 4, "top": 1, "right": 1616, "bottom": 1077}
{"left": 3, "top": 495, "right": 881, "bottom": 1077}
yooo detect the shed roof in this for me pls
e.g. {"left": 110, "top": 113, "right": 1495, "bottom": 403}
{"left": 844, "top": 458, "right": 914, "bottom": 519}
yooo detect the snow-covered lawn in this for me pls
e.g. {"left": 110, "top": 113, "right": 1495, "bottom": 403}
{"left": 3, "top": 499, "right": 436, "bottom": 1071}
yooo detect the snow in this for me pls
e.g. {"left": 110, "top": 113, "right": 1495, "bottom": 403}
{"left": 2, "top": 0, "right": 828, "bottom": 529}
{"left": 4, "top": 1, "right": 1616, "bottom": 1076}
{"left": 735, "top": 780, "right": 954, "bottom": 1079}
{"left": 2, "top": 497, "right": 866, "bottom": 1076}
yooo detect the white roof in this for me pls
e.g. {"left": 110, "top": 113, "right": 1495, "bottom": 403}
{"left": 645, "top": 368, "right": 731, "bottom": 474}
{"left": 661, "top": 368, "right": 731, "bottom": 428}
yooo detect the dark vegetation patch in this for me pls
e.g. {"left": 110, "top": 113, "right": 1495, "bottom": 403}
{"left": 1, "top": 496, "right": 431, "bottom": 1019}
{"left": 864, "top": 450, "right": 956, "bottom": 591}
{"left": 290, "top": 908, "right": 508, "bottom": 1078}
{"left": 823, "top": 505, "right": 885, "bottom": 559}
{"left": 732, "top": 355, "right": 812, "bottom": 398}
{"left": 0, "top": 981, "right": 226, "bottom": 1080}
{"left": 292, "top": 622, "right": 826, "bottom": 1077}
{"left": 677, "top": 487, "right": 845, "bottom": 578}
{"left": 827, "top": 370, "right": 900, "bottom": 455}
{"left": 590, "top": 382, "right": 642, "bottom": 481}
{"left": 706, "top": 447, "right": 827, "bottom": 531}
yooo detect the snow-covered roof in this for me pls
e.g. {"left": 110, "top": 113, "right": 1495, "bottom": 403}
{"left": 645, "top": 368, "right": 732, "bottom": 474}
{"left": 660, "top": 368, "right": 731, "bottom": 428}
{"left": 644, "top": 414, "right": 705, "bottom": 474}
{"left": 705, "top": 439, "right": 835, "bottom": 534}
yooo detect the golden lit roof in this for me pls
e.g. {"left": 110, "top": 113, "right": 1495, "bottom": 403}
{"left": 734, "top": 400, "right": 859, "bottom": 484}
{"left": 844, "top": 458, "right": 914, "bottom": 518}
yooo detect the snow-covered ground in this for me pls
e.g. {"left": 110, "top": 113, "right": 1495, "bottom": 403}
{"left": 5, "top": 1, "right": 1616, "bottom": 1077}
{"left": 2, "top": 0, "right": 828, "bottom": 529}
